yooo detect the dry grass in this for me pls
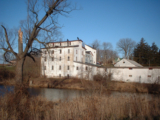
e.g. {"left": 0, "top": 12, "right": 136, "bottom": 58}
{"left": 0, "top": 87, "right": 160, "bottom": 120}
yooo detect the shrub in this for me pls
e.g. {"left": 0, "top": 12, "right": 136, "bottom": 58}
{"left": 0, "top": 66, "right": 15, "bottom": 81}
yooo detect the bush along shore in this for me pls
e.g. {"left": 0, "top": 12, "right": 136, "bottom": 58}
{"left": 0, "top": 86, "right": 160, "bottom": 120}
{"left": 1, "top": 65, "right": 160, "bottom": 94}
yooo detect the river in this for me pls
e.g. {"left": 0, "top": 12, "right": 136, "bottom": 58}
{"left": 0, "top": 85, "right": 158, "bottom": 101}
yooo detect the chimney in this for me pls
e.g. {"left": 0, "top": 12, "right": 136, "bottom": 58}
{"left": 18, "top": 28, "right": 23, "bottom": 54}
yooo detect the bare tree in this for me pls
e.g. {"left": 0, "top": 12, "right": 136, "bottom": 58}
{"left": 116, "top": 38, "right": 136, "bottom": 59}
{"left": 0, "top": 0, "right": 76, "bottom": 84}
{"left": 91, "top": 39, "right": 100, "bottom": 49}
{"left": 102, "top": 42, "right": 112, "bottom": 65}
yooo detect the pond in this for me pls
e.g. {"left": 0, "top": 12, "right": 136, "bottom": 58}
{"left": 0, "top": 85, "right": 158, "bottom": 101}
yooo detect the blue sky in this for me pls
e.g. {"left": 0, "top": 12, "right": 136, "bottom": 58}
{"left": 0, "top": 0, "right": 160, "bottom": 56}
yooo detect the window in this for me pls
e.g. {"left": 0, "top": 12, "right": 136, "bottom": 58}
{"left": 44, "top": 57, "right": 46, "bottom": 61}
{"left": 69, "top": 42, "right": 71, "bottom": 45}
{"left": 82, "top": 51, "right": 83, "bottom": 55}
{"left": 76, "top": 57, "right": 77, "bottom": 61}
{"left": 52, "top": 57, "right": 54, "bottom": 61}
{"left": 123, "top": 61, "right": 125, "bottom": 63}
{"left": 60, "top": 57, "right": 61, "bottom": 61}
{"left": 86, "top": 66, "right": 88, "bottom": 71}
{"left": 68, "top": 66, "right": 70, "bottom": 70}
{"left": 59, "top": 65, "right": 61, "bottom": 70}
{"left": 148, "top": 75, "right": 151, "bottom": 77}
{"left": 158, "top": 76, "right": 160, "bottom": 81}
{"left": 52, "top": 50, "right": 54, "bottom": 54}
{"left": 81, "top": 58, "right": 83, "bottom": 62}
{"left": 129, "top": 68, "right": 132, "bottom": 70}
{"left": 59, "top": 74, "right": 61, "bottom": 77}
{"left": 67, "top": 74, "right": 69, "bottom": 78}
{"left": 76, "top": 67, "right": 78, "bottom": 70}
{"left": 68, "top": 56, "right": 70, "bottom": 61}
{"left": 60, "top": 42, "right": 61, "bottom": 46}
{"left": 52, "top": 66, "right": 54, "bottom": 70}
{"left": 129, "top": 75, "right": 132, "bottom": 77}
{"left": 44, "top": 51, "right": 47, "bottom": 54}
{"left": 60, "top": 49, "right": 62, "bottom": 54}
{"left": 76, "top": 50, "right": 77, "bottom": 54}
{"left": 44, "top": 66, "right": 46, "bottom": 70}
{"left": 68, "top": 49, "right": 70, "bottom": 53}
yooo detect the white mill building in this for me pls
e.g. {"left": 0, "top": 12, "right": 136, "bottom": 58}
{"left": 41, "top": 39, "right": 160, "bottom": 83}
{"left": 41, "top": 39, "right": 98, "bottom": 79}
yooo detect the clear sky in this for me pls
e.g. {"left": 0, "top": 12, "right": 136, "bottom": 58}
{"left": 0, "top": 0, "right": 160, "bottom": 54}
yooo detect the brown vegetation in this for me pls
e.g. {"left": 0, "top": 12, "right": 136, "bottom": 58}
{"left": 1, "top": 88, "right": 160, "bottom": 120}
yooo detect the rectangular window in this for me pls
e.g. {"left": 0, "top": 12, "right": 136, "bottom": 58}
{"left": 44, "top": 66, "right": 46, "bottom": 70}
{"left": 70, "top": 42, "right": 71, "bottom": 45}
{"left": 76, "top": 50, "right": 77, "bottom": 54}
{"left": 60, "top": 57, "right": 61, "bottom": 61}
{"left": 76, "top": 67, "right": 78, "bottom": 70}
{"left": 52, "top": 50, "right": 54, "bottom": 54}
{"left": 68, "top": 66, "right": 70, "bottom": 70}
{"left": 60, "top": 50, "right": 62, "bottom": 54}
{"left": 76, "top": 57, "right": 77, "bottom": 61}
{"left": 59, "top": 65, "right": 61, "bottom": 70}
{"left": 86, "top": 66, "right": 88, "bottom": 71}
{"left": 44, "top": 57, "right": 46, "bottom": 61}
{"left": 129, "top": 75, "right": 132, "bottom": 77}
{"left": 82, "top": 51, "right": 83, "bottom": 55}
{"left": 67, "top": 74, "right": 69, "bottom": 78}
{"left": 68, "top": 49, "right": 70, "bottom": 53}
{"left": 129, "top": 68, "right": 132, "bottom": 70}
{"left": 44, "top": 51, "right": 47, "bottom": 54}
{"left": 52, "top": 57, "right": 54, "bottom": 61}
{"left": 60, "top": 42, "right": 61, "bottom": 46}
{"left": 148, "top": 75, "right": 151, "bottom": 77}
{"left": 59, "top": 74, "right": 61, "bottom": 77}
{"left": 52, "top": 66, "right": 54, "bottom": 70}
{"left": 68, "top": 56, "right": 70, "bottom": 61}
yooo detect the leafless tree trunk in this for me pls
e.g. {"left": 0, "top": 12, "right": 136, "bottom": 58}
{"left": 0, "top": 0, "right": 76, "bottom": 84}
{"left": 116, "top": 38, "right": 136, "bottom": 59}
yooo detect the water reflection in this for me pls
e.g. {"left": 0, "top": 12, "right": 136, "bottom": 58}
{"left": 0, "top": 85, "right": 159, "bottom": 101}
{"left": 28, "top": 87, "right": 86, "bottom": 101}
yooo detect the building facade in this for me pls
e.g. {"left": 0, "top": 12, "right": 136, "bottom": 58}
{"left": 41, "top": 40, "right": 97, "bottom": 79}
{"left": 41, "top": 39, "right": 160, "bottom": 83}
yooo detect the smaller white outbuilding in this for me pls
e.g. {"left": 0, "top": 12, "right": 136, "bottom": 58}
{"left": 114, "top": 58, "right": 143, "bottom": 67}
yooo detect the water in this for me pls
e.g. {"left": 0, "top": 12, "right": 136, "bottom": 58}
{"left": 0, "top": 85, "right": 158, "bottom": 101}
{"left": 0, "top": 85, "right": 86, "bottom": 101}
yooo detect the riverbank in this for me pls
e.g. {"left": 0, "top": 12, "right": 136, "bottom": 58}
{"left": 29, "top": 77, "right": 160, "bottom": 94}
{"left": 1, "top": 77, "right": 160, "bottom": 94}
{"left": 0, "top": 89, "right": 160, "bottom": 120}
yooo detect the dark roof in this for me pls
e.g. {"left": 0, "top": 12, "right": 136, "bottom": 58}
{"left": 74, "top": 61, "right": 100, "bottom": 67}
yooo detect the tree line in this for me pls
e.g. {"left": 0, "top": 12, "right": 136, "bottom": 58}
{"left": 133, "top": 38, "right": 160, "bottom": 66}
{"left": 91, "top": 40, "right": 118, "bottom": 66}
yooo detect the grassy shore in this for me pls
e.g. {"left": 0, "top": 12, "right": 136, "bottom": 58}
{"left": 0, "top": 87, "right": 160, "bottom": 120}
{"left": 29, "top": 77, "right": 160, "bottom": 94}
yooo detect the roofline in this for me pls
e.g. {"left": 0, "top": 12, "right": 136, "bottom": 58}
{"left": 97, "top": 67, "right": 160, "bottom": 69}
{"left": 41, "top": 45, "right": 79, "bottom": 49}
{"left": 85, "top": 44, "right": 96, "bottom": 50}
{"left": 47, "top": 40, "right": 83, "bottom": 44}
{"left": 74, "top": 61, "right": 100, "bottom": 67}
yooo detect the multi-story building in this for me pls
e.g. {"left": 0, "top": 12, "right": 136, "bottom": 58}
{"left": 41, "top": 39, "right": 97, "bottom": 79}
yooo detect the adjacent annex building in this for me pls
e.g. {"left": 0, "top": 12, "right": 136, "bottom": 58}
{"left": 41, "top": 39, "right": 98, "bottom": 80}
{"left": 41, "top": 40, "right": 160, "bottom": 84}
